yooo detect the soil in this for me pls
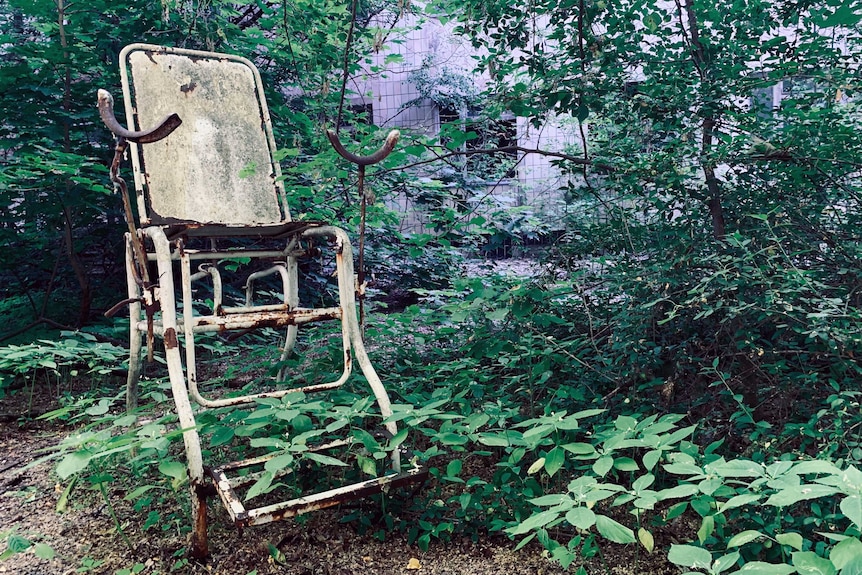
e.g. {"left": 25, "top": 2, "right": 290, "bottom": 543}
{"left": 0, "top": 374, "right": 680, "bottom": 575}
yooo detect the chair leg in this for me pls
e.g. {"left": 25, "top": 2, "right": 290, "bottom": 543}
{"left": 277, "top": 254, "right": 300, "bottom": 382}
{"left": 321, "top": 226, "right": 402, "bottom": 473}
{"left": 147, "top": 228, "right": 210, "bottom": 558}
{"left": 125, "top": 236, "right": 143, "bottom": 413}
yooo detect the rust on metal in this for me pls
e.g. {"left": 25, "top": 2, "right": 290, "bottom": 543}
{"left": 163, "top": 327, "right": 179, "bottom": 349}
{"left": 325, "top": 129, "right": 399, "bottom": 166}
{"left": 190, "top": 480, "right": 209, "bottom": 559}
{"left": 97, "top": 89, "right": 182, "bottom": 144}
{"left": 209, "top": 462, "right": 427, "bottom": 528}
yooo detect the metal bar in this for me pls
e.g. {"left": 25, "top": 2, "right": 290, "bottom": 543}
{"left": 244, "top": 264, "right": 290, "bottom": 308}
{"left": 145, "top": 227, "right": 209, "bottom": 558}
{"left": 211, "top": 465, "right": 427, "bottom": 527}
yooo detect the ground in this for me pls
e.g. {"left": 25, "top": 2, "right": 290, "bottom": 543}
{"left": 0, "top": 379, "right": 684, "bottom": 575}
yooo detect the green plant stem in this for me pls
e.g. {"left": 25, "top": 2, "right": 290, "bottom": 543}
{"left": 96, "top": 480, "right": 134, "bottom": 552}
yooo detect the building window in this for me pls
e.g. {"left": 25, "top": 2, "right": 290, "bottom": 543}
{"left": 438, "top": 106, "right": 518, "bottom": 180}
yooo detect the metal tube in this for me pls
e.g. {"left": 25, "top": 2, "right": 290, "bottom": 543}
{"left": 146, "top": 227, "right": 209, "bottom": 558}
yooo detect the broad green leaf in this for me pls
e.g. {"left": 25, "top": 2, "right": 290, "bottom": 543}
{"left": 776, "top": 532, "right": 804, "bottom": 552}
{"left": 632, "top": 473, "right": 655, "bottom": 492}
{"left": 5, "top": 533, "right": 32, "bottom": 554}
{"left": 712, "top": 460, "right": 764, "bottom": 478}
{"left": 731, "top": 561, "right": 796, "bottom": 574}
{"left": 477, "top": 433, "right": 512, "bottom": 447}
{"left": 643, "top": 450, "right": 661, "bottom": 471}
{"left": 544, "top": 447, "right": 565, "bottom": 477}
{"left": 264, "top": 452, "right": 294, "bottom": 473}
{"left": 446, "top": 459, "right": 463, "bottom": 478}
{"left": 304, "top": 452, "right": 348, "bottom": 467}
{"left": 656, "top": 484, "right": 700, "bottom": 501}
{"left": 507, "top": 510, "right": 560, "bottom": 535}
{"left": 593, "top": 455, "right": 613, "bottom": 477}
{"left": 791, "top": 551, "right": 837, "bottom": 575}
{"left": 595, "top": 514, "right": 635, "bottom": 544}
{"left": 830, "top": 538, "right": 862, "bottom": 570}
{"left": 698, "top": 515, "right": 715, "bottom": 544}
{"left": 529, "top": 494, "right": 572, "bottom": 507}
{"left": 727, "top": 530, "right": 765, "bottom": 548}
{"left": 668, "top": 544, "right": 712, "bottom": 569}
{"left": 713, "top": 551, "right": 740, "bottom": 573}
{"left": 562, "top": 442, "right": 596, "bottom": 456}
{"left": 209, "top": 426, "right": 234, "bottom": 447}
{"left": 245, "top": 471, "right": 274, "bottom": 501}
{"left": 638, "top": 527, "right": 654, "bottom": 554}
{"left": 527, "top": 458, "right": 545, "bottom": 475}
{"left": 356, "top": 454, "right": 377, "bottom": 476}
{"left": 840, "top": 495, "right": 862, "bottom": 531}
{"left": 718, "top": 493, "right": 761, "bottom": 514}
{"left": 158, "top": 460, "right": 187, "bottom": 481}
{"left": 614, "top": 457, "right": 639, "bottom": 472}
{"left": 56, "top": 451, "right": 92, "bottom": 480}
{"left": 33, "top": 543, "right": 54, "bottom": 560}
{"left": 766, "top": 485, "right": 839, "bottom": 507}
{"left": 566, "top": 507, "right": 596, "bottom": 530}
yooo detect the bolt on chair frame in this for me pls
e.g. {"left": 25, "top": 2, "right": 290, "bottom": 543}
{"left": 98, "top": 44, "right": 423, "bottom": 558}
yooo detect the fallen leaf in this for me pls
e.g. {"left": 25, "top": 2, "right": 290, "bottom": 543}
{"left": 406, "top": 557, "right": 421, "bottom": 570}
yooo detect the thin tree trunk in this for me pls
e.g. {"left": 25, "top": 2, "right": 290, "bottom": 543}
{"left": 57, "top": 0, "right": 92, "bottom": 326}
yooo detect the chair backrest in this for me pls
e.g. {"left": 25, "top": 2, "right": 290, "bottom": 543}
{"left": 119, "top": 44, "right": 290, "bottom": 227}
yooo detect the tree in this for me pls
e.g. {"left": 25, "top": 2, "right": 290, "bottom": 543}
{"left": 431, "top": 0, "right": 862, "bottom": 415}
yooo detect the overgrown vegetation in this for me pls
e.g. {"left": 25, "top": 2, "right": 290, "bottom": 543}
{"left": 3, "top": 0, "right": 862, "bottom": 573}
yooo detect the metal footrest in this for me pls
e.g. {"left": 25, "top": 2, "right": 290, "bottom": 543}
{"left": 209, "top": 451, "right": 427, "bottom": 528}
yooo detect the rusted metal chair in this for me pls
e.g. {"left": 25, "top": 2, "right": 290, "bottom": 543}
{"left": 97, "top": 44, "right": 422, "bottom": 558}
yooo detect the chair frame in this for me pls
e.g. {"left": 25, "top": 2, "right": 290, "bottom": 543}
{"left": 98, "top": 44, "right": 423, "bottom": 558}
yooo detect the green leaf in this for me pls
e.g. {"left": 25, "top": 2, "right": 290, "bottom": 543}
{"left": 566, "top": 507, "right": 596, "bottom": 530}
{"left": 638, "top": 527, "right": 655, "bottom": 554}
{"left": 507, "top": 510, "right": 560, "bottom": 536}
{"left": 33, "top": 543, "right": 54, "bottom": 560}
{"left": 527, "top": 457, "right": 546, "bottom": 475}
{"left": 304, "top": 452, "right": 348, "bottom": 467}
{"left": 830, "top": 538, "right": 862, "bottom": 570}
{"left": 713, "top": 551, "right": 741, "bottom": 573}
{"left": 727, "top": 530, "right": 765, "bottom": 548}
{"left": 614, "top": 457, "right": 639, "bottom": 472}
{"left": 357, "top": 455, "right": 377, "bottom": 477}
{"left": 643, "top": 450, "right": 662, "bottom": 471}
{"left": 732, "top": 561, "right": 796, "bottom": 574}
{"left": 593, "top": 455, "right": 613, "bottom": 477}
{"left": 776, "top": 532, "right": 804, "bottom": 552}
{"left": 56, "top": 451, "right": 91, "bottom": 480}
{"left": 158, "top": 460, "right": 187, "bottom": 481}
{"left": 446, "top": 459, "right": 463, "bottom": 478}
{"left": 264, "top": 452, "right": 294, "bottom": 473}
{"left": 594, "top": 514, "right": 635, "bottom": 544}
{"left": 5, "top": 533, "right": 33, "bottom": 554}
{"left": 668, "top": 544, "right": 712, "bottom": 569}
{"left": 210, "top": 426, "right": 235, "bottom": 447}
{"left": 544, "top": 447, "right": 565, "bottom": 477}
{"left": 791, "top": 551, "right": 837, "bottom": 575}
{"left": 562, "top": 442, "right": 596, "bottom": 456}
{"left": 718, "top": 493, "right": 761, "bottom": 514}
{"left": 245, "top": 471, "right": 274, "bottom": 501}
{"left": 765, "top": 485, "right": 839, "bottom": 507}
{"left": 698, "top": 515, "right": 715, "bottom": 544}
{"left": 840, "top": 495, "right": 862, "bottom": 531}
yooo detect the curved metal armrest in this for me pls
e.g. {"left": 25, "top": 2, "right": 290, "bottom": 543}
{"left": 97, "top": 89, "right": 182, "bottom": 144}
{"left": 326, "top": 129, "right": 400, "bottom": 166}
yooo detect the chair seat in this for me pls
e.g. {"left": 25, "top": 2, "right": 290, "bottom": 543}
{"left": 162, "top": 220, "right": 323, "bottom": 241}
